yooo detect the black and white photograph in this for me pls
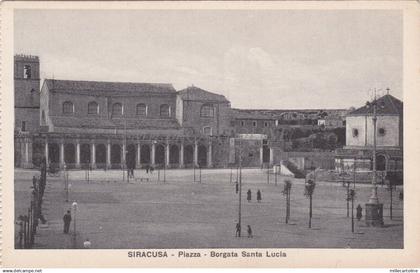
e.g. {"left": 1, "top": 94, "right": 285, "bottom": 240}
{"left": 3, "top": 1, "right": 420, "bottom": 269}
{"left": 12, "top": 7, "right": 405, "bottom": 250}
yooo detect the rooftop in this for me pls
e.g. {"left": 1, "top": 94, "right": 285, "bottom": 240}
{"left": 349, "top": 94, "right": 403, "bottom": 116}
{"left": 177, "top": 86, "right": 229, "bottom": 103}
{"left": 43, "top": 79, "right": 176, "bottom": 95}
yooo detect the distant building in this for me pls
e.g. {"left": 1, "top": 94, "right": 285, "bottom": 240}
{"left": 335, "top": 94, "right": 403, "bottom": 183}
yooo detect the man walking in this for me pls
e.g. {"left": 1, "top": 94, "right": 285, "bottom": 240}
{"left": 63, "top": 210, "right": 72, "bottom": 234}
{"left": 235, "top": 222, "right": 241, "bottom": 237}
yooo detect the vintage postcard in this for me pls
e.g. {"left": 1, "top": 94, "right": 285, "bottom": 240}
{"left": 1, "top": 1, "right": 419, "bottom": 268}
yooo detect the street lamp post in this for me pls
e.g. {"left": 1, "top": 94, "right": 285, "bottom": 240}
{"left": 349, "top": 189, "right": 356, "bottom": 233}
{"left": 237, "top": 140, "right": 243, "bottom": 237}
{"left": 282, "top": 179, "right": 292, "bottom": 224}
{"left": 304, "top": 177, "right": 316, "bottom": 229}
{"left": 365, "top": 94, "right": 384, "bottom": 227}
{"left": 72, "top": 201, "right": 78, "bottom": 248}
{"left": 346, "top": 181, "right": 350, "bottom": 218}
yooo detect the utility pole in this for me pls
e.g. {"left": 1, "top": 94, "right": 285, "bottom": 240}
{"left": 238, "top": 140, "right": 243, "bottom": 237}
{"left": 349, "top": 189, "right": 355, "bottom": 233}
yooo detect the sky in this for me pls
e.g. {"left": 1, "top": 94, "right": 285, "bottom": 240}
{"left": 14, "top": 9, "right": 402, "bottom": 109}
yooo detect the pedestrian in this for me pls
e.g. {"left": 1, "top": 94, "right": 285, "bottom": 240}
{"left": 257, "top": 190, "right": 262, "bottom": 203}
{"left": 399, "top": 191, "right": 403, "bottom": 201}
{"left": 150, "top": 166, "right": 154, "bottom": 174}
{"left": 32, "top": 175, "right": 37, "bottom": 189}
{"left": 83, "top": 238, "right": 92, "bottom": 249}
{"left": 247, "top": 189, "right": 252, "bottom": 202}
{"left": 63, "top": 210, "right": 72, "bottom": 234}
{"left": 235, "top": 182, "right": 239, "bottom": 194}
{"left": 247, "top": 225, "right": 253, "bottom": 238}
{"left": 235, "top": 222, "right": 241, "bottom": 237}
{"left": 356, "top": 204, "right": 362, "bottom": 221}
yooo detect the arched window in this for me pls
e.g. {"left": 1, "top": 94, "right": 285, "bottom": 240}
{"left": 160, "top": 104, "right": 170, "bottom": 117}
{"left": 352, "top": 128, "right": 359, "bottom": 137}
{"left": 88, "top": 101, "right": 99, "bottom": 115}
{"left": 203, "top": 126, "right": 212, "bottom": 136}
{"left": 23, "top": 65, "right": 31, "bottom": 79}
{"left": 136, "top": 103, "right": 147, "bottom": 116}
{"left": 62, "top": 101, "right": 74, "bottom": 114}
{"left": 200, "top": 104, "right": 214, "bottom": 118}
{"left": 112, "top": 103, "right": 123, "bottom": 117}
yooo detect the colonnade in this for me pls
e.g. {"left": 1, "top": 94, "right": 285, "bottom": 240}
{"left": 43, "top": 138, "right": 213, "bottom": 169}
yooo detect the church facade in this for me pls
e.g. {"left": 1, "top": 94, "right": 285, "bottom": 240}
{"left": 335, "top": 94, "right": 403, "bottom": 183}
{"left": 14, "top": 54, "right": 350, "bottom": 170}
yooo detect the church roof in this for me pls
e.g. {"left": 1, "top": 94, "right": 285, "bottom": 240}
{"left": 177, "top": 86, "right": 229, "bottom": 103}
{"left": 349, "top": 94, "right": 403, "bottom": 116}
{"left": 43, "top": 79, "right": 176, "bottom": 95}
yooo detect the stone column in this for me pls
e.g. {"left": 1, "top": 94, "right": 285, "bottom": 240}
{"left": 165, "top": 142, "right": 170, "bottom": 167}
{"left": 75, "top": 140, "right": 81, "bottom": 169}
{"left": 151, "top": 141, "right": 156, "bottom": 166}
{"left": 60, "top": 140, "right": 65, "bottom": 169}
{"left": 122, "top": 142, "right": 126, "bottom": 167}
{"left": 207, "top": 141, "right": 213, "bottom": 168}
{"left": 136, "top": 143, "right": 141, "bottom": 168}
{"left": 269, "top": 147, "right": 274, "bottom": 166}
{"left": 194, "top": 139, "right": 198, "bottom": 167}
{"left": 259, "top": 141, "right": 264, "bottom": 167}
{"left": 179, "top": 141, "right": 184, "bottom": 168}
{"left": 45, "top": 141, "right": 49, "bottom": 167}
{"left": 90, "top": 141, "right": 96, "bottom": 169}
{"left": 24, "top": 140, "right": 29, "bottom": 166}
{"left": 106, "top": 140, "right": 111, "bottom": 169}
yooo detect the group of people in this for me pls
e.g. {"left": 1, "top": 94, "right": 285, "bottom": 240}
{"left": 232, "top": 186, "right": 262, "bottom": 238}
{"left": 235, "top": 182, "right": 263, "bottom": 203}
{"left": 235, "top": 223, "right": 253, "bottom": 238}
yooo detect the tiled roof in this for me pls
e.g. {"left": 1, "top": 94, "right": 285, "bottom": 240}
{"left": 349, "top": 94, "right": 403, "bottom": 116}
{"left": 177, "top": 86, "right": 229, "bottom": 102}
{"left": 44, "top": 79, "right": 176, "bottom": 95}
{"left": 50, "top": 116, "right": 181, "bottom": 130}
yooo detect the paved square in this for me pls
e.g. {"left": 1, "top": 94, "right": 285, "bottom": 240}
{"left": 15, "top": 168, "right": 403, "bottom": 249}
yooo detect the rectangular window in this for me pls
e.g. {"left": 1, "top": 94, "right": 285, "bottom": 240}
{"left": 21, "top": 121, "right": 26, "bottom": 132}
{"left": 253, "top": 121, "right": 257, "bottom": 127}
{"left": 240, "top": 121, "right": 245, "bottom": 127}
{"left": 264, "top": 121, "right": 269, "bottom": 127}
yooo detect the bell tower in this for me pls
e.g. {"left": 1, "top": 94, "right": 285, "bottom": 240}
{"left": 14, "top": 54, "right": 40, "bottom": 133}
